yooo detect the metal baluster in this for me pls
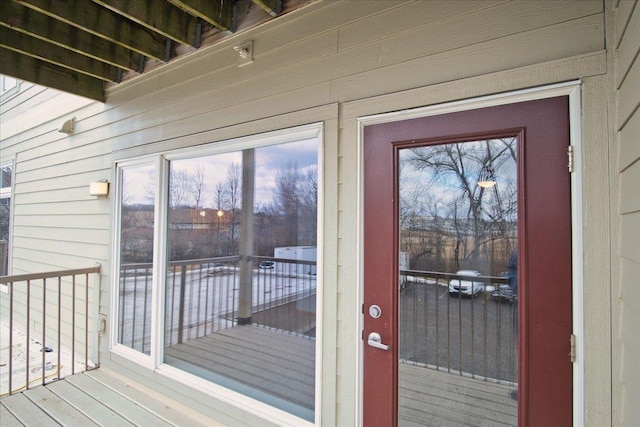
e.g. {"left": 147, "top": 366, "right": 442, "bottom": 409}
{"left": 424, "top": 279, "right": 429, "bottom": 366}
{"left": 435, "top": 275, "right": 441, "bottom": 370}
{"left": 71, "top": 276, "right": 76, "bottom": 375}
{"left": 483, "top": 291, "right": 488, "bottom": 379}
{"left": 84, "top": 274, "right": 89, "bottom": 370}
{"left": 177, "top": 265, "right": 186, "bottom": 344}
{"left": 131, "top": 273, "right": 138, "bottom": 349}
{"left": 118, "top": 273, "right": 124, "bottom": 345}
{"left": 42, "top": 278, "right": 46, "bottom": 386}
{"left": 57, "top": 277, "right": 61, "bottom": 380}
{"left": 471, "top": 288, "right": 475, "bottom": 378}
{"left": 8, "top": 282, "right": 13, "bottom": 395}
{"left": 197, "top": 266, "right": 203, "bottom": 337}
{"left": 457, "top": 288, "right": 462, "bottom": 374}
{"left": 141, "top": 270, "right": 148, "bottom": 353}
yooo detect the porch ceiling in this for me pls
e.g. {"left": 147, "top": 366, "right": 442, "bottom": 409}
{"left": 0, "top": 0, "right": 306, "bottom": 102}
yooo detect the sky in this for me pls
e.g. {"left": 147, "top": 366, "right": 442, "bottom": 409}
{"left": 398, "top": 138, "right": 518, "bottom": 220}
{"left": 122, "top": 138, "right": 318, "bottom": 207}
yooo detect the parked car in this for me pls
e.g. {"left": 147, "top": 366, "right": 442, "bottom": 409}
{"left": 202, "top": 263, "right": 226, "bottom": 275}
{"left": 258, "top": 261, "right": 275, "bottom": 269}
{"left": 491, "top": 284, "right": 515, "bottom": 302}
{"left": 448, "top": 270, "right": 484, "bottom": 297}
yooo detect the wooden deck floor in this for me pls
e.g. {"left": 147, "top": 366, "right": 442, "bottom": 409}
{"left": 1, "top": 325, "right": 517, "bottom": 426}
{"left": 0, "top": 367, "right": 222, "bottom": 427}
{"left": 399, "top": 364, "right": 517, "bottom": 426}
{"left": 166, "top": 325, "right": 316, "bottom": 417}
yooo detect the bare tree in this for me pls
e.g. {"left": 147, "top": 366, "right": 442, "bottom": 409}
{"left": 214, "top": 182, "right": 226, "bottom": 212}
{"left": 168, "top": 165, "right": 207, "bottom": 209}
{"left": 169, "top": 169, "right": 190, "bottom": 208}
{"left": 223, "top": 163, "right": 241, "bottom": 253}
{"left": 298, "top": 166, "right": 318, "bottom": 245}
{"left": 273, "top": 162, "right": 301, "bottom": 245}
{"left": 190, "top": 165, "right": 206, "bottom": 209}
{"left": 400, "top": 137, "right": 518, "bottom": 272}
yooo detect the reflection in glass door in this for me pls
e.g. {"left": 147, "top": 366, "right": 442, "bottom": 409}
{"left": 397, "top": 137, "right": 518, "bottom": 425}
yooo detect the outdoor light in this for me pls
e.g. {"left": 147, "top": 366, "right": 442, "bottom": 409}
{"left": 233, "top": 40, "right": 253, "bottom": 66}
{"left": 89, "top": 180, "right": 109, "bottom": 197}
{"left": 478, "top": 166, "right": 496, "bottom": 188}
{"left": 477, "top": 180, "right": 497, "bottom": 188}
{"left": 58, "top": 117, "right": 75, "bottom": 135}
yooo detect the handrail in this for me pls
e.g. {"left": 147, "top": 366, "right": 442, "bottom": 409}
{"left": 401, "top": 269, "right": 508, "bottom": 284}
{"left": 0, "top": 265, "right": 101, "bottom": 284}
{"left": 0, "top": 265, "right": 102, "bottom": 397}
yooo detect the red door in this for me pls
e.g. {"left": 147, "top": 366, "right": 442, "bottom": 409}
{"left": 363, "top": 97, "right": 572, "bottom": 426}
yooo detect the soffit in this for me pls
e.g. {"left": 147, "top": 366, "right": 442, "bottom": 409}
{"left": 0, "top": 0, "right": 308, "bottom": 102}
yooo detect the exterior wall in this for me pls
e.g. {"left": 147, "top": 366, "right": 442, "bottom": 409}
{"left": 0, "top": 1, "right": 623, "bottom": 425}
{"left": 0, "top": 82, "right": 102, "bottom": 343}
{"left": 611, "top": 0, "right": 640, "bottom": 425}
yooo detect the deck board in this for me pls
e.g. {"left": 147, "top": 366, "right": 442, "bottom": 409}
{"left": 1, "top": 325, "right": 518, "bottom": 426}
{"left": 0, "top": 397, "right": 35, "bottom": 427}
{"left": 85, "top": 368, "right": 226, "bottom": 426}
{"left": 399, "top": 364, "right": 517, "bottom": 426}
{"left": 166, "top": 325, "right": 316, "bottom": 410}
{"left": 16, "top": 385, "right": 100, "bottom": 426}
{"left": 45, "top": 379, "right": 135, "bottom": 427}
{"left": 2, "top": 392, "right": 67, "bottom": 427}
{"left": 65, "top": 371, "right": 179, "bottom": 427}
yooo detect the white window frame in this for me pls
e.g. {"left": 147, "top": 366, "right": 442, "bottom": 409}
{"left": 110, "top": 156, "right": 160, "bottom": 367}
{"left": 111, "top": 123, "right": 324, "bottom": 426}
{"left": 0, "top": 75, "right": 19, "bottom": 101}
{"left": 0, "top": 160, "right": 14, "bottom": 292}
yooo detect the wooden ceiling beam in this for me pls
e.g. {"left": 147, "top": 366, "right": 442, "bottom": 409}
{"left": 252, "top": 0, "right": 282, "bottom": 17}
{"left": 93, "top": 0, "right": 200, "bottom": 46}
{"left": 167, "top": 0, "right": 236, "bottom": 32}
{"left": 0, "top": 27, "right": 119, "bottom": 82}
{"left": 0, "top": 48, "right": 105, "bottom": 102}
{"left": 0, "top": 2, "right": 139, "bottom": 71}
{"left": 14, "top": 0, "right": 168, "bottom": 61}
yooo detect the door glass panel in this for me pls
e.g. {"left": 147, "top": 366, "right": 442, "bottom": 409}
{"left": 398, "top": 137, "right": 518, "bottom": 425}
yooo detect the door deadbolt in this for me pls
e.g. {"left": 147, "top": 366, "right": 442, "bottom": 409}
{"left": 369, "top": 304, "right": 382, "bottom": 319}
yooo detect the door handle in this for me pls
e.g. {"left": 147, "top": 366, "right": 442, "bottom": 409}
{"left": 367, "top": 332, "right": 390, "bottom": 351}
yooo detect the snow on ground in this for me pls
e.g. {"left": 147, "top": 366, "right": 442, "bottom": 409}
{"left": 0, "top": 322, "right": 94, "bottom": 396}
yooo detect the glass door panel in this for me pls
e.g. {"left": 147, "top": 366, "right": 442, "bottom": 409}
{"left": 397, "top": 137, "right": 518, "bottom": 426}
{"left": 117, "top": 163, "right": 156, "bottom": 354}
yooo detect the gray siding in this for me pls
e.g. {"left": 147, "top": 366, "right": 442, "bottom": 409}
{"left": 612, "top": 0, "right": 640, "bottom": 425}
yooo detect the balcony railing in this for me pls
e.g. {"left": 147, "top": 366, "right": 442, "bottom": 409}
{"left": 118, "top": 256, "right": 317, "bottom": 354}
{"left": 400, "top": 270, "right": 516, "bottom": 384}
{"left": 118, "top": 259, "right": 513, "bottom": 383}
{"left": 0, "top": 265, "right": 101, "bottom": 397}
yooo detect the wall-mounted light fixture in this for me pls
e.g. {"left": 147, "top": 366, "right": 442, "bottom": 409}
{"left": 477, "top": 180, "right": 496, "bottom": 188}
{"left": 58, "top": 117, "right": 75, "bottom": 135}
{"left": 477, "top": 166, "right": 497, "bottom": 188}
{"left": 233, "top": 40, "right": 254, "bottom": 66}
{"left": 89, "top": 180, "right": 109, "bottom": 197}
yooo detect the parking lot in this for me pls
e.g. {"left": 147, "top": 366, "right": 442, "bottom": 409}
{"left": 400, "top": 282, "right": 517, "bottom": 383}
